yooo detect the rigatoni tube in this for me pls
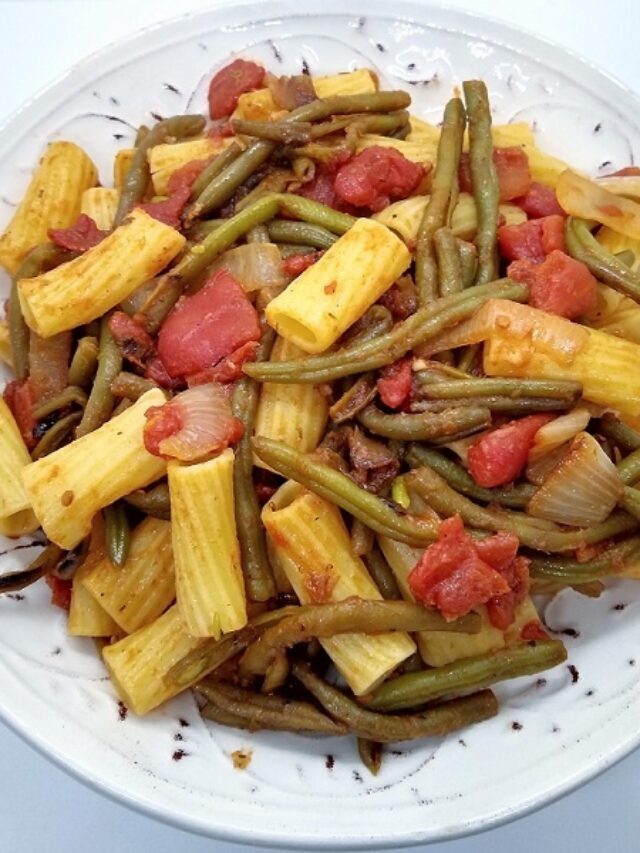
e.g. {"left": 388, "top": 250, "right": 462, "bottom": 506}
{"left": 254, "top": 335, "right": 329, "bottom": 467}
{"left": 21, "top": 388, "right": 167, "bottom": 550}
{"left": 266, "top": 218, "right": 411, "bottom": 353}
{"left": 262, "top": 481, "right": 416, "bottom": 695}
{"left": 0, "top": 399, "right": 38, "bottom": 537}
{"left": 0, "top": 141, "right": 97, "bottom": 274}
{"left": 148, "top": 137, "right": 232, "bottom": 195}
{"left": 169, "top": 449, "right": 247, "bottom": 639}
{"left": 80, "top": 187, "right": 119, "bottom": 231}
{"left": 18, "top": 209, "right": 185, "bottom": 337}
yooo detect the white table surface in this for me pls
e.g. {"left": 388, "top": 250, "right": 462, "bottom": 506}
{"left": 1, "top": 1, "right": 639, "bottom": 850}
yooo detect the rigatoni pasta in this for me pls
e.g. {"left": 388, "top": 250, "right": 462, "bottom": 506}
{"left": 148, "top": 137, "right": 232, "bottom": 195}
{"left": 0, "top": 399, "right": 38, "bottom": 536}
{"left": 80, "top": 187, "right": 119, "bottom": 231}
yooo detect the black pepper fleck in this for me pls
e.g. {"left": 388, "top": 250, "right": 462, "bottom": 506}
{"left": 594, "top": 122, "right": 602, "bottom": 133}
{"left": 109, "top": 96, "right": 120, "bottom": 106}
{"left": 536, "top": 678, "right": 547, "bottom": 688}
{"left": 567, "top": 664, "right": 579, "bottom": 684}
{"left": 352, "top": 770, "right": 363, "bottom": 782}
{"left": 268, "top": 40, "right": 282, "bottom": 62}
{"left": 117, "top": 701, "right": 128, "bottom": 721}
{"left": 6, "top": 593, "right": 25, "bottom": 601}
{"left": 150, "top": 111, "right": 164, "bottom": 122}
{"left": 325, "top": 754, "right": 335, "bottom": 770}
{"left": 613, "top": 602, "right": 627, "bottom": 611}
{"left": 301, "top": 59, "right": 311, "bottom": 76}
{"left": 174, "top": 732, "right": 184, "bottom": 741}
{"left": 511, "top": 721, "right": 523, "bottom": 731}
{"left": 585, "top": 689, "right": 595, "bottom": 697}
{"left": 630, "top": 659, "right": 636, "bottom": 667}
{"left": 179, "top": 717, "right": 190, "bottom": 727}
{"left": 163, "top": 83, "right": 181, "bottom": 95}
{"left": 113, "top": 133, "right": 124, "bottom": 141}
{"left": 375, "top": 42, "right": 385, "bottom": 52}
{"left": 172, "top": 749, "right": 188, "bottom": 761}
{"left": 51, "top": 647, "right": 62, "bottom": 656}
{"left": 458, "top": 739, "right": 467, "bottom": 747}
{"left": 599, "top": 160, "right": 612, "bottom": 170}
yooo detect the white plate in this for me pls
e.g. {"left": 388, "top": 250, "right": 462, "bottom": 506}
{"left": 1, "top": 1, "right": 640, "bottom": 848}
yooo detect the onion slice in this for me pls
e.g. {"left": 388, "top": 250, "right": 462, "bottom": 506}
{"left": 143, "top": 383, "right": 243, "bottom": 461}
{"left": 210, "top": 243, "right": 286, "bottom": 292}
{"left": 267, "top": 73, "right": 317, "bottom": 110}
{"left": 557, "top": 169, "right": 640, "bottom": 240}
{"left": 527, "top": 431, "right": 623, "bottom": 526}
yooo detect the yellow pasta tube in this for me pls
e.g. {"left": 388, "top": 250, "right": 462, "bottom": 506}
{"left": 18, "top": 208, "right": 185, "bottom": 337}
{"left": 234, "top": 69, "right": 378, "bottom": 121}
{"left": 0, "top": 320, "right": 12, "bottom": 368}
{"left": 80, "top": 187, "right": 118, "bottom": 230}
{"left": 263, "top": 482, "right": 416, "bottom": 695}
{"left": 254, "top": 335, "right": 329, "bottom": 468}
{"left": 0, "top": 141, "right": 98, "bottom": 275}
{"left": 583, "top": 283, "right": 640, "bottom": 344}
{"left": 596, "top": 226, "right": 640, "bottom": 271}
{"left": 81, "top": 517, "right": 175, "bottom": 633}
{"left": 356, "top": 134, "right": 436, "bottom": 164}
{"left": 266, "top": 218, "right": 410, "bottom": 353}
{"left": 113, "top": 148, "right": 136, "bottom": 190}
{"left": 22, "top": 389, "right": 167, "bottom": 549}
{"left": 0, "top": 399, "right": 38, "bottom": 535}
{"left": 68, "top": 516, "right": 120, "bottom": 637}
{"left": 169, "top": 449, "right": 247, "bottom": 639}
{"left": 521, "top": 144, "right": 575, "bottom": 188}
{"left": 103, "top": 604, "right": 204, "bottom": 714}
{"left": 148, "top": 138, "right": 231, "bottom": 195}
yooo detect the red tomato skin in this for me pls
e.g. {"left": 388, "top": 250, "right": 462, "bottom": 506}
{"left": 145, "top": 356, "right": 184, "bottom": 390}
{"left": 499, "top": 214, "right": 566, "bottom": 263}
{"left": 515, "top": 182, "right": 565, "bottom": 218}
{"left": 143, "top": 404, "right": 184, "bottom": 456}
{"left": 460, "top": 147, "right": 532, "bottom": 202}
{"left": 3, "top": 379, "right": 36, "bottom": 449}
{"left": 48, "top": 214, "right": 106, "bottom": 252}
{"left": 157, "top": 269, "right": 261, "bottom": 378}
{"left": 167, "top": 159, "right": 209, "bottom": 194}
{"left": 467, "top": 413, "right": 554, "bottom": 488}
{"left": 475, "top": 531, "right": 519, "bottom": 573}
{"left": 46, "top": 575, "right": 73, "bottom": 611}
{"left": 186, "top": 340, "right": 259, "bottom": 385}
{"left": 108, "top": 311, "right": 155, "bottom": 369}
{"left": 208, "top": 59, "right": 265, "bottom": 119}
{"left": 137, "top": 185, "right": 190, "bottom": 229}
{"left": 486, "top": 555, "right": 530, "bottom": 630}
{"left": 282, "top": 251, "right": 323, "bottom": 277}
{"left": 521, "top": 620, "right": 550, "bottom": 641}
{"left": 334, "top": 146, "right": 424, "bottom": 212}
{"left": 377, "top": 359, "right": 413, "bottom": 409}
{"left": 540, "top": 215, "right": 566, "bottom": 254}
{"left": 528, "top": 250, "right": 597, "bottom": 319}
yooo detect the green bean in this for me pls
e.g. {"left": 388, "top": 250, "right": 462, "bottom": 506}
{"left": 240, "top": 599, "right": 480, "bottom": 679}
{"left": 76, "top": 316, "right": 123, "bottom": 437}
{"left": 277, "top": 243, "right": 317, "bottom": 258}
{"left": 434, "top": 227, "right": 464, "bottom": 296}
{"left": 400, "top": 652, "right": 424, "bottom": 674}
{"left": 357, "top": 738, "right": 383, "bottom": 776}
{"left": 31, "top": 412, "right": 82, "bottom": 460}
{"left": 342, "top": 305, "right": 394, "bottom": 347}
{"left": 232, "top": 117, "right": 313, "bottom": 144}
{"left": 235, "top": 169, "right": 293, "bottom": 213}
{"left": 463, "top": 81, "right": 499, "bottom": 285}
{"left": 123, "top": 482, "right": 170, "bottom": 520}
{"left": 598, "top": 413, "right": 640, "bottom": 453}
{"left": 566, "top": 217, "right": 640, "bottom": 301}
{"left": 0, "top": 543, "right": 64, "bottom": 594}
{"left": 405, "top": 445, "right": 536, "bottom": 509}
{"left": 458, "top": 240, "right": 478, "bottom": 288}
{"left": 231, "top": 329, "right": 277, "bottom": 602}
{"left": 417, "top": 376, "right": 582, "bottom": 401}
{"left": 407, "top": 464, "right": 636, "bottom": 552}
{"left": 68, "top": 336, "right": 99, "bottom": 387}
{"left": 621, "top": 487, "right": 640, "bottom": 521}
{"left": 103, "top": 503, "right": 130, "bottom": 568}
{"left": 363, "top": 546, "right": 402, "bottom": 600}
{"left": 456, "top": 343, "right": 480, "bottom": 373}
{"left": 267, "top": 219, "right": 338, "bottom": 249}
{"left": 253, "top": 437, "right": 439, "bottom": 545}
{"left": 190, "top": 142, "right": 243, "bottom": 199}
{"left": 616, "top": 447, "right": 640, "bottom": 485}
{"left": 357, "top": 403, "right": 491, "bottom": 441}
{"left": 367, "top": 641, "right": 566, "bottom": 712}
{"left": 110, "top": 371, "right": 155, "bottom": 401}
{"left": 294, "top": 663, "right": 498, "bottom": 742}
{"left": 32, "top": 386, "right": 87, "bottom": 419}
{"left": 245, "top": 279, "right": 528, "bottom": 384}
{"left": 276, "top": 193, "right": 355, "bottom": 234}
{"left": 114, "top": 114, "right": 205, "bottom": 225}
{"left": 199, "top": 701, "right": 256, "bottom": 731}
{"left": 411, "top": 395, "right": 576, "bottom": 414}
{"left": 616, "top": 249, "right": 636, "bottom": 267}
{"left": 196, "top": 680, "right": 348, "bottom": 736}
{"left": 529, "top": 536, "right": 640, "bottom": 583}
{"left": 112, "top": 398, "right": 132, "bottom": 417}
{"left": 415, "top": 98, "right": 466, "bottom": 304}
{"left": 134, "top": 125, "right": 149, "bottom": 146}
{"left": 329, "top": 373, "right": 377, "bottom": 424}
{"left": 351, "top": 517, "right": 375, "bottom": 556}
{"left": 246, "top": 224, "right": 271, "bottom": 243}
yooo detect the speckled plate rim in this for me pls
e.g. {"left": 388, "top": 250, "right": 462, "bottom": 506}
{"left": 1, "top": 1, "right": 640, "bottom": 848}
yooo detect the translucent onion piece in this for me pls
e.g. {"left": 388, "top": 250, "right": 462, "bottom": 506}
{"left": 526, "top": 442, "right": 570, "bottom": 486}
{"left": 528, "top": 407, "right": 591, "bottom": 467}
{"left": 556, "top": 170, "right": 640, "bottom": 240}
{"left": 527, "top": 431, "right": 624, "bottom": 526}
{"left": 154, "top": 384, "right": 240, "bottom": 461}
{"left": 595, "top": 176, "right": 640, "bottom": 202}
{"left": 267, "top": 73, "right": 317, "bottom": 110}
{"left": 210, "top": 243, "right": 286, "bottom": 292}
{"left": 440, "top": 434, "right": 481, "bottom": 467}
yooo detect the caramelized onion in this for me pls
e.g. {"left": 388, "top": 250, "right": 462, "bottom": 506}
{"left": 210, "top": 243, "right": 286, "bottom": 292}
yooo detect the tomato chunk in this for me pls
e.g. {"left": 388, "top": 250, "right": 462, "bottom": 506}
{"left": 48, "top": 214, "right": 107, "bottom": 252}
{"left": 498, "top": 214, "right": 565, "bottom": 263}
{"left": 3, "top": 379, "right": 36, "bottom": 449}
{"left": 46, "top": 575, "right": 73, "bottom": 611}
{"left": 514, "top": 182, "right": 564, "bottom": 218}
{"left": 467, "top": 413, "right": 554, "bottom": 488}
{"left": 486, "top": 555, "right": 530, "bottom": 630}
{"left": 510, "top": 249, "right": 597, "bottom": 319}
{"left": 137, "top": 185, "right": 190, "bottom": 229}
{"left": 460, "top": 147, "right": 532, "bottom": 202}
{"left": 377, "top": 358, "right": 413, "bottom": 409}
{"left": 334, "top": 146, "right": 424, "bottom": 212}
{"left": 208, "top": 59, "right": 265, "bottom": 119}
{"left": 187, "top": 340, "right": 259, "bottom": 385}
{"left": 282, "top": 251, "right": 323, "bottom": 277}
{"left": 167, "top": 159, "right": 209, "bottom": 194}
{"left": 109, "top": 311, "right": 155, "bottom": 369}
{"left": 157, "top": 269, "right": 261, "bottom": 378}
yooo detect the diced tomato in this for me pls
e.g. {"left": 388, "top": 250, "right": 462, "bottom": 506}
{"left": 608, "top": 166, "right": 640, "bottom": 177}
{"left": 298, "top": 168, "right": 341, "bottom": 209}
{"left": 109, "top": 311, "right": 155, "bottom": 369}
{"left": 143, "top": 403, "right": 184, "bottom": 456}
{"left": 460, "top": 147, "right": 532, "bottom": 202}
{"left": 208, "top": 59, "right": 265, "bottom": 119}
{"left": 378, "top": 277, "right": 417, "bottom": 320}
{"left": 3, "top": 379, "right": 36, "bottom": 449}
{"left": 46, "top": 575, "right": 72, "bottom": 611}
{"left": 282, "top": 251, "right": 323, "bottom": 277}
{"left": 515, "top": 250, "right": 598, "bottom": 319}
{"left": 206, "top": 119, "right": 234, "bottom": 138}
{"left": 187, "top": 340, "right": 259, "bottom": 385}
{"left": 486, "top": 555, "right": 530, "bottom": 630}
{"left": 475, "top": 531, "right": 519, "bottom": 573}
{"left": 334, "top": 146, "right": 424, "bottom": 212}
{"left": 467, "top": 413, "right": 554, "bottom": 488}
{"left": 521, "top": 620, "right": 550, "bottom": 641}
{"left": 167, "top": 159, "right": 209, "bottom": 195}
{"left": 137, "top": 185, "right": 190, "bottom": 229}
{"left": 514, "top": 182, "right": 565, "bottom": 218}
{"left": 157, "top": 269, "right": 261, "bottom": 378}
{"left": 48, "top": 214, "right": 107, "bottom": 252}
{"left": 145, "top": 356, "right": 183, "bottom": 390}
{"left": 408, "top": 515, "right": 511, "bottom": 620}
{"left": 377, "top": 358, "right": 413, "bottom": 409}
{"left": 498, "top": 214, "right": 565, "bottom": 263}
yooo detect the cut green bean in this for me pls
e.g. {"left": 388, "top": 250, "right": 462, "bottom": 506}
{"left": 294, "top": 663, "right": 498, "bottom": 742}
{"left": 463, "top": 81, "right": 499, "bottom": 285}
{"left": 616, "top": 447, "right": 640, "bottom": 485}
{"left": 76, "top": 316, "right": 123, "bottom": 437}
{"left": 277, "top": 243, "right": 317, "bottom": 258}
{"left": 415, "top": 98, "right": 466, "bottom": 304}
{"left": 0, "top": 542, "right": 64, "bottom": 594}
{"left": 246, "top": 224, "right": 271, "bottom": 243}
{"left": 566, "top": 217, "right": 640, "bottom": 301}
{"left": 529, "top": 536, "right": 640, "bottom": 583}
{"left": 68, "top": 336, "right": 99, "bottom": 387}
{"left": 363, "top": 546, "right": 402, "bottom": 600}
{"left": 235, "top": 169, "right": 292, "bottom": 213}
{"left": 267, "top": 219, "right": 338, "bottom": 249}
{"left": 367, "top": 641, "right": 567, "bottom": 712}
{"left": 31, "top": 412, "right": 82, "bottom": 460}
{"left": 458, "top": 239, "right": 478, "bottom": 288}
{"left": 190, "top": 142, "right": 243, "bottom": 199}
{"left": 434, "top": 226, "right": 464, "bottom": 296}
{"left": 231, "top": 117, "right": 313, "bottom": 144}
{"left": 416, "top": 376, "right": 582, "bottom": 401}
{"left": 110, "top": 371, "right": 155, "bottom": 401}
{"left": 357, "top": 738, "right": 383, "bottom": 776}
{"left": 411, "top": 395, "right": 576, "bottom": 414}
{"left": 351, "top": 517, "right": 375, "bottom": 556}
{"left": 103, "top": 503, "right": 130, "bottom": 568}
{"left": 598, "top": 414, "right": 640, "bottom": 453}
{"left": 357, "top": 403, "right": 491, "bottom": 441}
{"left": 123, "top": 482, "right": 170, "bottom": 520}
{"left": 406, "top": 445, "right": 536, "bottom": 509}
{"left": 621, "top": 486, "right": 640, "bottom": 521}
{"left": 114, "top": 114, "right": 205, "bottom": 225}
{"left": 329, "top": 373, "right": 377, "bottom": 424}
{"left": 276, "top": 193, "right": 355, "bottom": 234}
{"left": 245, "top": 279, "right": 528, "bottom": 383}
{"left": 32, "top": 386, "right": 87, "bottom": 419}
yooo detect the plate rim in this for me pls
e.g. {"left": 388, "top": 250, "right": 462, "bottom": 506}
{"left": 1, "top": 0, "right": 640, "bottom": 847}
